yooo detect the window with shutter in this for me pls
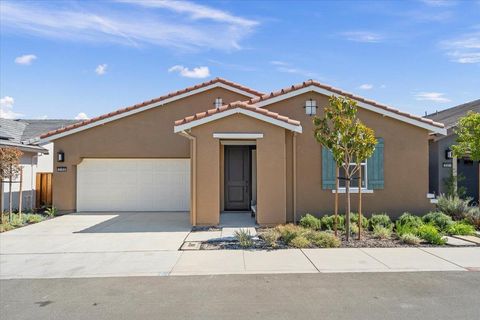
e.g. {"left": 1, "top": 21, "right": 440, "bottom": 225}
{"left": 322, "top": 147, "right": 336, "bottom": 189}
{"left": 367, "top": 138, "right": 384, "bottom": 189}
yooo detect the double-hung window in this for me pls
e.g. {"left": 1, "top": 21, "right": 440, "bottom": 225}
{"left": 338, "top": 161, "right": 367, "bottom": 189}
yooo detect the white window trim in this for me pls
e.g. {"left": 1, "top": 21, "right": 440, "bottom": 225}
{"left": 213, "top": 133, "right": 263, "bottom": 139}
{"left": 332, "top": 188, "right": 374, "bottom": 194}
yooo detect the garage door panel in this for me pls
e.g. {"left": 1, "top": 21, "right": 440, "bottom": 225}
{"left": 77, "top": 159, "right": 190, "bottom": 211}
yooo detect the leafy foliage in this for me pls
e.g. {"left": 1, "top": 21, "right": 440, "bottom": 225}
{"left": 396, "top": 212, "right": 423, "bottom": 229}
{"left": 306, "top": 231, "right": 340, "bottom": 248}
{"left": 290, "top": 235, "right": 311, "bottom": 248}
{"left": 422, "top": 212, "right": 453, "bottom": 231}
{"left": 447, "top": 222, "right": 476, "bottom": 236}
{"left": 275, "top": 224, "right": 305, "bottom": 244}
{"left": 436, "top": 195, "right": 473, "bottom": 220}
{"left": 299, "top": 214, "right": 321, "bottom": 230}
{"left": 0, "top": 147, "right": 23, "bottom": 180}
{"left": 313, "top": 96, "right": 377, "bottom": 239}
{"left": 451, "top": 111, "right": 480, "bottom": 161}
{"left": 259, "top": 229, "right": 280, "bottom": 247}
{"left": 321, "top": 214, "right": 345, "bottom": 231}
{"left": 350, "top": 213, "right": 369, "bottom": 230}
{"left": 465, "top": 207, "right": 480, "bottom": 229}
{"left": 45, "top": 206, "right": 58, "bottom": 217}
{"left": 372, "top": 225, "right": 392, "bottom": 239}
{"left": 417, "top": 225, "right": 446, "bottom": 245}
{"left": 234, "top": 229, "right": 254, "bottom": 248}
{"left": 399, "top": 233, "right": 421, "bottom": 245}
{"left": 369, "top": 214, "right": 393, "bottom": 230}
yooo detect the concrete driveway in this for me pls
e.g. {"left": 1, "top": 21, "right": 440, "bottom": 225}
{"left": 0, "top": 212, "right": 191, "bottom": 278}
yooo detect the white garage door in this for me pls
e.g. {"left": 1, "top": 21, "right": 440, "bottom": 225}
{"left": 77, "top": 159, "right": 190, "bottom": 211}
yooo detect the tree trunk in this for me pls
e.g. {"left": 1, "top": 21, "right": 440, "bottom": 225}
{"left": 8, "top": 177, "right": 13, "bottom": 222}
{"left": 345, "top": 176, "right": 351, "bottom": 241}
{"left": 358, "top": 168, "right": 362, "bottom": 240}
{"left": 334, "top": 166, "right": 339, "bottom": 237}
{"left": 18, "top": 167, "right": 23, "bottom": 219}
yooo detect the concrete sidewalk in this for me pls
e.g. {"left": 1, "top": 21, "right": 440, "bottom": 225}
{"left": 1, "top": 247, "right": 479, "bottom": 279}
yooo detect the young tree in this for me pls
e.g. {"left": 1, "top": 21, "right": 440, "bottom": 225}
{"left": 452, "top": 111, "right": 480, "bottom": 161}
{"left": 0, "top": 147, "right": 23, "bottom": 222}
{"left": 314, "top": 96, "right": 377, "bottom": 240}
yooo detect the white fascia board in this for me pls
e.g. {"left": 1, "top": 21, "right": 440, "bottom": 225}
{"left": 36, "top": 83, "right": 261, "bottom": 144}
{"left": 254, "top": 86, "right": 447, "bottom": 135}
{"left": 174, "top": 108, "right": 303, "bottom": 133}
{"left": 213, "top": 133, "right": 264, "bottom": 139}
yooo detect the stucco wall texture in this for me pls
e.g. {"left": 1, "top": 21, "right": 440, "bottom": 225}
{"left": 52, "top": 86, "right": 434, "bottom": 224}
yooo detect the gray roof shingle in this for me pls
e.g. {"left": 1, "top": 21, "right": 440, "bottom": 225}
{"left": 426, "top": 99, "right": 480, "bottom": 129}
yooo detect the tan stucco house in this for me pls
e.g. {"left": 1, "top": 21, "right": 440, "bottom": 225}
{"left": 36, "top": 78, "right": 446, "bottom": 225}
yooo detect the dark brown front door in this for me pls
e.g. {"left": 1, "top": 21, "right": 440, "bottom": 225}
{"left": 225, "top": 146, "right": 251, "bottom": 210}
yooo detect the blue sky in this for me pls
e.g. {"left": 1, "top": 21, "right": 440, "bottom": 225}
{"left": 1, "top": 0, "right": 479, "bottom": 120}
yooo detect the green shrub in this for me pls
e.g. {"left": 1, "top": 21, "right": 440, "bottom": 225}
{"left": 373, "top": 225, "right": 392, "bottom": 239}
{"left": 369, "top": 214, "right": 393, "bottom": 230}
{"left": 321, "top": 214, "right": 345, "bottom": 231}
{"left": 447, "top": 222, "right": 476, "bottom": 236}
{"left": 396, "top": 212, "right": 423, "bottom": 228}
{"left": 289, "top": 235, "right": 311, "bottom": 248}
{"left": 0, "top": 222, "right": 14, "bottom": 233}
{"left": 45, "top": 206, "right": 58, "bottom": 218}
{"left": 422, "top": 212, "right": 453, "bottom": 231}
{"left": 307, "top": 231, "right": 340, "bottom": 248}
{"left": 25, "top": 214, "right": 44, "bottom": 224}
{"left": 417, "top": 225, "right": 446, "bottom": 245}
{"left": 436, "top": 195, "right": 472, "bottom": 220}
{"left": 350, "top": 223, "right": 359, "bottom": 235}
{"left": 350, "top": 214, "right": 369, "bottom": 230}
{"left": 10, "top": 215, "right": 24, "bottom": 228}
{"left": 234, "top": 229, "right": 254, "bottom": 248}
{"left": 465, "top": 207, "right": 480, "bottom": 230}
{"left": 275, "top": 224, "right": 305, "bottom": 244}
{"left": 299, "top": 214, "right": 321, "bottom": 230}
{"left": 399, "top": 233, "right": 421, "bottom": 245}
{"left": 395, "top": 223, "right": 418, "bottom": 237}
{"left": 259, "top": 229, "right": 280, "bottom": 247}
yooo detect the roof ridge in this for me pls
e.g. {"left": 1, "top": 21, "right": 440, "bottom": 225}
{"left": 40, "top": 78, "right": 263, "bottom": 139}
{"left": 247, "top": 79, "right": 445, "bottom": 129}
{"left": 174, "top": 100, "right": 301, "bottom": 127}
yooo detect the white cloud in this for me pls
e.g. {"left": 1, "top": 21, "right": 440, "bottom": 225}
{"left": 0, "top": 1, "right": 258, "bottom": 51}
{"left": 415, "top": 92, "right": 451, "bottom": 103}
{"left": 74, "top": 112, "right": 89, "bottom": 120}
{"left": 0, "top": 96, "right": 23, "bottom": 119}
{"left": 14, "top": 54, "right": 37, "bottom": 65}
{"left": 95, "top": 64, "right": 107, "bottom": 75}
{"left": 168, "top": 65, "right": 210, "bottom": 78}
{"left": 441, "top": 31, "right": 480, "bottom": 64}
{"left": 421, "top": 0, "right": 457, "bottom": 7}
{"left": 359, "top": 84, "right": 373, "bottom": 90}
{"left": 117, "top": 0, "right": 258, "bottom": 28}
{"left": 269, "top": 61, "right": 319, "bottom": 79}
{"left": 341, "top": 31, "right": 384, "bottom": 43}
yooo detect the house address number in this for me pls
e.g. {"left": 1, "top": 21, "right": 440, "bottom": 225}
{"left": 57, "top": 166, "right": 67, "bottom": 172}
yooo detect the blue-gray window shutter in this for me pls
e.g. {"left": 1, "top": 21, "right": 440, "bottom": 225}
{"left": 367, "top": 138, "right": 384, "bottom": 189}
{"left": 322, "top": 147, "right": 336, "bottom": 190}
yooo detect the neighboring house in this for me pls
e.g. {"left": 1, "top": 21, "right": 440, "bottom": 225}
{"left": 36, "top": 78, "right": 446, "bottom": 225}
{"left": 426, "top": 99, "right": 480, "bottom": 204}
{"left": 0, "top": 119, "right": 78, "bottom": 212}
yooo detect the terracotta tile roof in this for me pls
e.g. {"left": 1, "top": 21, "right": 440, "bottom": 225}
{"left": 174, "top": 101, "right": 301, "bottom": 127}
{"left": 39, "top": 78, "right": 264, "bottom": 139}
{"left": 247, "top": 79, "right": 445, "bottom": 129}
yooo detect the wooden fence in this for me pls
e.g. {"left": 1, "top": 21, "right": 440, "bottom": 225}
{"left": 35, "top": 173, "right": 52, "bottom": 209}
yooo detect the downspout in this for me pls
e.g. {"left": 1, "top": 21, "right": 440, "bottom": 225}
{"left": 180, "top": 130, "right": 197, "bottom": 226}
{"left": 293, "top": 132, "right": 297, "bottom": 224}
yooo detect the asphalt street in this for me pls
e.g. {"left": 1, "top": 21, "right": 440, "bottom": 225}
{"left": 1, "top": 272, "right": 479, "bottom": 320}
